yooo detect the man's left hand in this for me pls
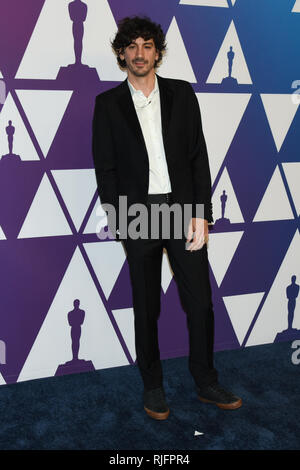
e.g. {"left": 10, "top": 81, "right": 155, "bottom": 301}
{"left": 186, "top": 218, "right": 209, "bottom": 251}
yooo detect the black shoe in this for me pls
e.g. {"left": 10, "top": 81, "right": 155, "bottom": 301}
{"left": 143, "top": 387, "right": 170, "bottom": 420}
{"left": 197, "top": 382, "right": 242, "bottom": 410}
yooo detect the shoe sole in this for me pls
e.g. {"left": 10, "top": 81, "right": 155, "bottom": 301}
{"left": 144, "top": 406, "right": 170, "bottom": 420}
{"left": 198, "top": 396, "right": 242, "bottom": 410}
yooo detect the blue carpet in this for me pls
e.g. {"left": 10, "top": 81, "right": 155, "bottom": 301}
{"left": 0, "top": 340, "right": 299, "bottom": 450}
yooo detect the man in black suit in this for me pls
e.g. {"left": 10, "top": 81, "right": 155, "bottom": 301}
{"left": 92, "top": 16, "right": 242, "bottom": 419}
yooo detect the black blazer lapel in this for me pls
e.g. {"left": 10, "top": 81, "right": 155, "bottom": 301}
{"left": 117, "top": 79, "right": 148, "bottom": 158}
{"left": 156, "top": 74, "right": 173, "bottom": 146}
{"left": 117, "top": 73, "right": 174, "bottom": 157}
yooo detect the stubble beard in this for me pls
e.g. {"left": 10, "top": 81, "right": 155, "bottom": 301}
{"left": 128, "top": 60, "right": 155, "bottom": 78}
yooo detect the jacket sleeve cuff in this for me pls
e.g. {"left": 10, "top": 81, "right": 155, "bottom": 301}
{"left": 191, "top": 202, "right": 214, "bottom": 223}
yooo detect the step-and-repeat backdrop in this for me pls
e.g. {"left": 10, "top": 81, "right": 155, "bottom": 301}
{"left": 0, "top": 0, "right": 299, "bottom": 384}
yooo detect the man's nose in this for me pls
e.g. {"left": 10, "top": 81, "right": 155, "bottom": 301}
{"left": 135, "top": 47, "right": 145, "bottom": 59}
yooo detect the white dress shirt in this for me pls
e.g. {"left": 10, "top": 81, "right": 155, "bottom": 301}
{"left": 127, "top": 74, "right": 172, "bottom": 194}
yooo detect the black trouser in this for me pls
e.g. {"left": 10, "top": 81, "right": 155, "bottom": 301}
{"left": 121, "top": 193, "right": 218, "bottom": 391}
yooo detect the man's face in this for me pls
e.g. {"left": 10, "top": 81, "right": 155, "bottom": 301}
{"left": 119, "top": 37, "right": 159, "bottom": 77}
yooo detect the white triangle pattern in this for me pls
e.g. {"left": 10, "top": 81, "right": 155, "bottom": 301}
{"left": 16, "top": 90, "right": 73, "bottom": 158}
{"left": 261, "top": 94, "right": 299, "bottom": 152}
{"left": 0, "top": 226, "right": 6, "bottom": 240}
{"left": 16, "top": 0, "right": 75, "bottom": 79}
{"left": 282, "top": 163, "right": 300, "bottom": 216}
{"left": 157, "top": 17, "right": 197, "bottom": 83}
{"left": 112, "top": 308, "right": 136, "bottom": 361}
{"left": 253, "top": 166, "right": 294, "bottom": 222}
{"left": 15, "top": 0, "right": 125, "bottom": 81}
{"left": 292, "top": 0, "right": 300, "bottom": 12}
{"left": 223, "top": 292, "right": 265, "bottom": 345}
{"left": 18, "top": 247, "right": 128, "bottom": 382}
{"left": 83, "top": 196, "right": 108, "bottom": 235}
{"left": 17, "top": 174, "right": 72, "bottom": 238}
{"left": 196, "top": 92, "right": 251, "bottom": 184}
{"left": 246, "top": 230, "right": 300, "bottom": 346}
{"left": 83, "top": 240, "right": 127, "bottom": 300}
{"left": 81, "top": 0, "right": 126, "bottom": 81}
{"left": 0, "top": 94, "right": 39, "bottom": 160}
{"left": 161, "top": 249, "right": 174, "bottom": 294}
{"left": 4, "top": 0, "right": 300, "bottom": 382}
{"left": 212, "top": 167, "right": 244, "bottom": 223}
{"left": 0, "top": 373, "right": 6, "bottom": 385}
{"left": 207, "top": 231, "right": 244, "bottom": 287}
{"left": 52, "top": 169, "right": 97, "bottom": 231}
{"left": 207, "top": 21, "right": 252, "bottom": 85}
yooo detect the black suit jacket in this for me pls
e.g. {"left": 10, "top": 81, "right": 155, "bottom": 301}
{"left": 92, "top": 73, "right": 213, "bottom": 240}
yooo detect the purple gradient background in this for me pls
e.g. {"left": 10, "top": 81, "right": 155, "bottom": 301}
{"left": 0, "top": 0, "right": 299, "bottom": 384}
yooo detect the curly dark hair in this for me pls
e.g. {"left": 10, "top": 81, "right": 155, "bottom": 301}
{"left": 111, "top": 15, "right": 167, "bottom": 69}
